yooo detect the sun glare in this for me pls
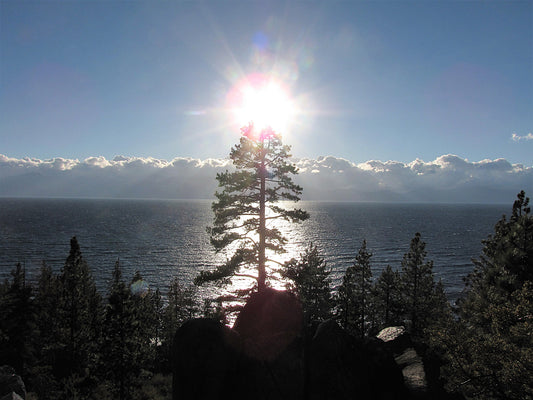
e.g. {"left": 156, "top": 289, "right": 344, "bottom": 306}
{"left": 228, "top": 74, "right": 295, "bottom": 134}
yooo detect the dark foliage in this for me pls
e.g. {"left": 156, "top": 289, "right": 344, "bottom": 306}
{"left": 196, "top": 124, "right": 309, "bottom": 293}
{"left": 282, "top": 244, "right": 333, "bottom": 325}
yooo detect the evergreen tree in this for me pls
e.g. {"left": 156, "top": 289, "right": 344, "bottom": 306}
{"left": 32, "top": 261, "right": 63, "bottom": 399}
{"left": 160, "top": 278, "right": 199, "bottom": 370}
{"left": 196, "top": 124, "right": 309, "bottom": 293}
{"left": 399, "top": 232, "right": 440, "bottom": 338}
{"left": 129, "top": 271, "right": 157, "bottom": 373}
{"left": 336, "top": 240, "right": 373, "bottom": 338}
{"left": 372, "top": 265, "right": 402, "bottom": 329}
{"left": 282, "top": 244, "right": 333, "bottom": 324}
{"left": 100, "top": 260, "right": 139, "bottom": 400}
{"left": 0, "top": 263, "right": 37, "bottom": 376}
{"left": 436, "top": 191, "right": 533, "bottom": 399}
{"left": 56, "top": 237, "right": 102, "bottom": 383}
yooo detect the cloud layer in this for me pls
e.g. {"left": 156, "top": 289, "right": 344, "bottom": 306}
{"left": 0, "top": 154, "right": 530, "bottom": 203}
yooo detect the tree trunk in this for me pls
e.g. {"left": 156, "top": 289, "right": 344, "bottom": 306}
{"left": 258, "top": 151, "right": 267, "bottom": 292}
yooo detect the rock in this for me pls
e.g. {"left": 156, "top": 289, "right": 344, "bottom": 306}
{"left": 0, "top": 393, "right": 24, "bottom": 400}
{"left": 377, "top": 326, "right": 413, "bottom": 353}
{"left": 377, "top": 327, "right": 428, "bottom": 397}
{"left": 233, "top": 288, "right": 302, "bottom": 362}
{"left": 0, "top": 366, "right": 25, "bottom": 400}
{"left": 233, "top": 288, "right": 304, "bottom": 399}
{"left": 308, "top": 320, "right": 408, "bottom": 399}
{"left": 171, "top": 318, "right": 241, "bottom": 400}
{"left": 395, "top": 348, "right": 427, "bottom": 394}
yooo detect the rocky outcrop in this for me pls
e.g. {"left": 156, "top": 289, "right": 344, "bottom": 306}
{"left": 377, "top": 326, "right": 428, "bottom": 396}
{"left": 0, "top": 366, "right": 26, "bottom": 400}
{"left": 172, "top": 289, "right": 414, "bottom": 400}
{"left": 308, "top": 320, "right": 408, "bottom": 399}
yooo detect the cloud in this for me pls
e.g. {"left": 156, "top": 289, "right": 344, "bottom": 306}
{"left": 0, "top": 154, "right": 530, "bottom": 203}
{"left": 511, "top": 133, "right": 533, "bottom": 142}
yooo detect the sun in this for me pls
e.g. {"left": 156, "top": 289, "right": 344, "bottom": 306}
{"left": 227, "top": 74, "right": 295, "bottom": 134}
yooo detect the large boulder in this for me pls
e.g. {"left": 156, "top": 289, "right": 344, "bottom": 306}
{"left": 0, "top": 366, "right": 25, "bottom": 400}
{"left": 233, "top": 288, "right": 303, "bottom": 362}
{"left": 377, "top": 327, "right": 428, "bottom": 397}
{"left": 171, "top": 318, "right": 241, "bottom": 400}
{"left": 307, "top": 320, "right": 407, "bottom": 399}
{"left": 233, "top": 288, "right": 305, "bottom": 399}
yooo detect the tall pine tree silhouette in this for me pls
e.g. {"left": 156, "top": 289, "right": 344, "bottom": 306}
{"left": 196, "top": 124, "right": 308, "bottom": 293}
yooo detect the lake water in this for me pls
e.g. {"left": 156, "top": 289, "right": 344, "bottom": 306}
{"left": 0, "top": 198, "right": 508, "bottom": 302}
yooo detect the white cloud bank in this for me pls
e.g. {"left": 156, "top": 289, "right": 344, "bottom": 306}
{"left": 0, "top": 154, "right": 531, "bottom": 203}
{"left": 512, "top": 133, "right": 533, "bottom": 142}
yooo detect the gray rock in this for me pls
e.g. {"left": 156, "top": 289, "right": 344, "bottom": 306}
{"left": 0, "top": 366, "right": 25, "bottom": 400}
{"left": 0, "top": 392, "right": 24, "bottom": 400}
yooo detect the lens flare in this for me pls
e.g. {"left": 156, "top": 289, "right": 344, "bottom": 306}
{"left": 227, "top": 74, "right": 295, "bottom": 134}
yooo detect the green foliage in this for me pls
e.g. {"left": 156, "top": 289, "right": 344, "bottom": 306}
{"left": 399, "top": 232, "right": 448, "bottom": 338}
{"left": 435, "top": 191, "right": 533, "bottom": 399}
{"left": 197, "top": 125, "right": 309, "bottom": 292}
{"left": 372, "top": 265, "right": 403, "bottom": 329}
{"left": 160, "top": 278, "right": 200, "bottom": 370}
{"left": 0, "top": 263, "right": 37, "bottom": 376}
{"left": 282, "top": 244, "right": 333, "bottom": 324}
{"left": 56, "top": 237, "right": 102, "bottom": 380}
{"left": 100, "top": 260, "right": 140, "bottom": 399}
{"left": 336, "top": 240, "right": 374, "bottom": 338}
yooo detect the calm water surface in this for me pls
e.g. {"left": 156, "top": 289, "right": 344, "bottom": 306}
{"left": 0, "top": 198, "right": 507, "bottom": 302}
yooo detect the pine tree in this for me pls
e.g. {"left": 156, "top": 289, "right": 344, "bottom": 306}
{"left": 437, "top": 191, "right": 533, "bottom": 399}
{"left": 100, "top": 260, "right": 139, "bottom": 400}
{"left": 399, "top": 232, "right": 439, "bottom": 338}
{"left": 196, "top": 124, "right": 309, "bottom": 293}
{"left": 336, "top": 240, "right": 373, "bottom": 338}
{"left": 56, "top": 237, "right": 102, "bottom": 381}
{"left": 129, "top": 271, "right": 157, "bottom": 373}
{"left": 0, "top": 263, "right": 37, "bottom": 376}
{"left": 372, "top": 265, "right": 402, "bottom": 329}
{"left": 282, "top": 244, "right": 333, "bottom": 324}
{"left": 160, "top": 278, "right": 199, "bottom": 370}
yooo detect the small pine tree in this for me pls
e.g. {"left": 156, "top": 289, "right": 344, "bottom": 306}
{"left": 336, "top": 240, "right": 373, "bottom": 338}
{"left": 399, "top": 232, "right": 439, "bottom": 338}
{"left": 282, "top": 244, "right": 333, "bottom": 325}
{"left": 129, "top": 271, "right": 157, "bottom": 372}
{"left": 57, "top": 237, "right": 102, "bottom": 380}
{"left": 372, "top": 265, "right": 403, "bottom": 329}
{"left": 100, "top": 260, "right": 139, "bottom": 400}
{"left": 0, "top": 263, "right": 37, "bottom": 376}
{"left": 160, "top": 278, "right": 199, "bottom": 370}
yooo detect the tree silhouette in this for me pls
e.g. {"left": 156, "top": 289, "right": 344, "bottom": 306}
{"left": 437, "top": 191, "right": 533, "bottom": 399}
{"left": 196, "top": 124, "right": 309, "bottom": 293}
{"left": 57, "top": 237, "right": 102, "bottom": 379}
{"left": 336, "top": 240, "right": 373, "bottom": 337}
{"left": 282, "top": 244, "right": 333, "bottom": 325}
{"left": 372, "top": 265, "right": 402, "bottom": 329}
{"left": 399, "top": 232, "right": 440, "bottom": 338}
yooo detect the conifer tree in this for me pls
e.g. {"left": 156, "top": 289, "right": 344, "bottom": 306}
{"left": 372, "top": 265, "right": 402, "bottom": 329}
{"left": 282, "top": 244, "right": 333, "bottom": 324}
{"left": 0, "top": 263, "right": 37, "bottom": 376}
{"left": 160, "top": 278, "right": 199, "bottom": 369}
{"left": 436, "top": 191, "right": 533, "bottom": 399}
{"left": 57, "top": 237, "right": 102, "bottom": 380}
{"left": 336, "top": 240, "right": 373, "bottom": 338}
{"left": 399, "top": 232, "right": 439, "bottom": 337}
{"left": 129, "top": 271, "right": 157, "bottom": 372}
{"left": 196, "top": 124, "right": 309, "bottom": 293}
{"left": 101, "top": 260, "right": 139, "bottom": 400}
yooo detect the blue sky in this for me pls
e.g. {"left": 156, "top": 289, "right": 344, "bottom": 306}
{"left": 1, "top": 0, "right": 532, "bottom": 165}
